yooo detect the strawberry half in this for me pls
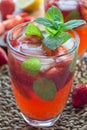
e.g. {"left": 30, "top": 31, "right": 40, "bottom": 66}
{"left": 72, "top": 84, "right": 87, "bottom": 107}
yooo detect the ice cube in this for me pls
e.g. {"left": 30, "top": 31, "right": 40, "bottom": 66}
{"left": 20, "top": 44, "right": 44, "bottom": 56}
{"left": 40, "top": 58, "right": 55, "bottom": 71}
{"left": 57, "top": 0, "right": 78, "bottom": 10}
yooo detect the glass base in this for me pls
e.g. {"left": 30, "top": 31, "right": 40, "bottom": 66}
{"left": 21, "top": 113, "right": 61, "bottom": 128}
{"left": 77, "top": 52, "right": 86, "bottom": 64}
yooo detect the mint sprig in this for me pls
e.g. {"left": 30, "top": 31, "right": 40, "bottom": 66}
{"left": 33, "top": 77, "right": 57, "bottom": 101}
{"left": 60, "top": 20, "right": 86, "bottom": 30}
{"left": 34, "top": 17, "right": 59, "bottom": 30}
{"left": 21, "top": 57, "right": 41, "bottom": 77}
{"left": 45, "top": 6, "right": 64, "bottom": 23}
{"left": 43, "top": 32, "right": 71, "bottom": 50}
{"left": 25, "top": 6, "right": 86, "bottom": 50}
{"left": 25, "top": 23, "right": 43, "bottom": 38}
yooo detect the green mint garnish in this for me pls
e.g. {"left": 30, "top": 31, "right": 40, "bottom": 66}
{"left": 34, "top": 17, "right": 58, "bottom": 30}
{"left": 45, "top": 27, "right": 58, "bottom": 36}
{"left": 25, "top": 23, "right": 43, "bottom": 38}
{"left": 45, "top": 6, "right": 64, "bottom": 22}
{"left": 43, "top": 32, "right": 71, "bottom": 50}
{"left": 33, "top": 77, "right": 57, "bottom": 101}
{"left": 60, "top": 20, "right": 86, "bottom": 31}
{"left": 66, "top": 10, "right": 81, "bottom": 21}
{"left": 25, "top": 6, "right": 86, "bottom": 50}
{"left": 21, "top": 57, "right": 41, "bottom": 77}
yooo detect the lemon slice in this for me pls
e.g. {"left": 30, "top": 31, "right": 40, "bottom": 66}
{"left": 16, "top": 0, "right": 43, "bottom": 12}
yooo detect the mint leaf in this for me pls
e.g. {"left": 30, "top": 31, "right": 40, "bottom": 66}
{"left": 43, "top": 32, "right": 71, "bottom": 50}
{"left": 60, "top": 20, "right": 86, "bottom": 30}
{"left": 33, "top": 77, "right": 57, "bottom": 101}
{"left": 46, "top": 6, "right": 64, "bottom": 23}
{"left": 25, "top": 23, "right": 43, "bottom": 38}
{"left": 21, "top": 57, "right": 41, "bottom": 77}
{"left": 25, "top": 6, "right": 86, "bottom": 51}
{"left": 34, "top": 17, "right": 58, "bottom": 29}
{"left": 45, "top": 27, "right": 58, "bottom": 36}
{"left": 66, "top": 10, "right": 81, "bottom": 21}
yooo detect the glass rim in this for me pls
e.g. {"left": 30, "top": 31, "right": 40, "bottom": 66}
{"left": 7, "top": 22, "right": 80, "bottom": 59}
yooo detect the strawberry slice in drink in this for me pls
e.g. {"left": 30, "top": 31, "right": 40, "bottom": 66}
{"left": 45, "top": 59, "right": 72, "bottom": 91}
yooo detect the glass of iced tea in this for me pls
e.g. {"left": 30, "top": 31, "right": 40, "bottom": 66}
{"left": 7, "top": 6, "right": 82, "bottom": 127}
{"left": 44, "top": 0, "right": 87, "bottom": 60}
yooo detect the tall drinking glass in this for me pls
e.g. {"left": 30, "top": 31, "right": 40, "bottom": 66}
{"left": 7, "top": 22, "right": 79, "bottom": 128}
{"left": 44, "top": 0, "right": 87, "bottom": 60}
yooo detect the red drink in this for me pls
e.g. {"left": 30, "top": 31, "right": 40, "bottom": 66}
{"left": 45, "top": 0, "right": 87, "bottom": 56}
{"left": 7, "top": 21, "right": 79, "bottom": 127}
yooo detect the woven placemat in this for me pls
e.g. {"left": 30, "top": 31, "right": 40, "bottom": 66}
{"left": 0, "top": 54, "right": 87, "bottom": 130}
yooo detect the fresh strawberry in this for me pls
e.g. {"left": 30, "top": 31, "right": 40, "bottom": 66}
{"left": 0, "top": 47, "right": 8, "bottom": 66}
{"left": 3, "top": 15, "right": 24, "bottom": 30}
{"left": 0, "top": 0, "right": 15, "bottom": 20}
{"left": 0, "top": 21, "right": 5, "bottom": 35}
{"left": 72, "top": 84, "right": 87, "bottom": 107}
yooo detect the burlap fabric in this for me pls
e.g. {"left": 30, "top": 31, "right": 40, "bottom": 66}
{"left": 0, "top": 53, "right": 87, "bottom": 130}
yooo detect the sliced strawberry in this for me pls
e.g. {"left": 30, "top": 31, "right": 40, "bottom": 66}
{"left": 45, "top": 60, "right": 72, "bottom": 91}
{"left": 0, "top": 21, "right": 5, "bottom": 35}
{"left": 43, "top": 45, "right": 68, "bottom": 56}
{"left": 19, "top": 35, "right": 43, "bottom": 45}
{"left": 3, "top": 15, "right": 24, "bottom": 30}
{"left": 11, "top": 39, "right": 19, "bottom": 47}
{"left": 43, "top": 44, "right": 59, "bottom": 56}
{"left": 0, "top": 47, "right": 8, "bottom": 66}
{"left": 6, "top": 12, "right": 29, "bottom": 19}
{"left": 23, "top": 15, "right": 34, "bottom": 22}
